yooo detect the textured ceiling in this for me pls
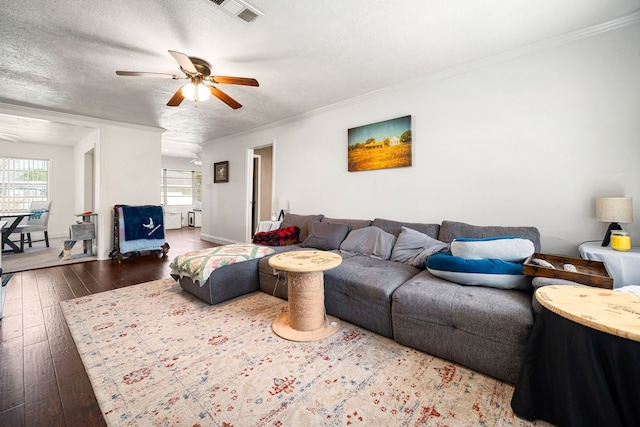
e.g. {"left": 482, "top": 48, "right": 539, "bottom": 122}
{"left": 0, "top": 0, "right": 638, "bottom": 158}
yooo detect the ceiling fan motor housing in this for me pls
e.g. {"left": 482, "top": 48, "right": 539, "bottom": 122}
{"left": 183, "top": 57, "right": 212, "bottom": 77}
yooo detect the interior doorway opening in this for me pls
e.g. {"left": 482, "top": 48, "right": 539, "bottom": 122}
{"left": 84, "top": 149, "right": 95, "bottom": 211}
{"left": 246, "top": 143, "right": 274, "bottom": 242}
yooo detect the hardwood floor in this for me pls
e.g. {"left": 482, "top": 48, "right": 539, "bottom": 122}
{"left": 0, "top": 227, "right": 218, "bottom": 426}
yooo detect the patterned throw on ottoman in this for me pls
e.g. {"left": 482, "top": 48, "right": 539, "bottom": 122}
{"left": 170, "top": 243, "right": 274, "bottom": 285}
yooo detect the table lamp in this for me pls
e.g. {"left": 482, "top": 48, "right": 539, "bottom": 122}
{"left": 276, "top": 198, "right": 289, "bottom": 221}
{"left": 595, "top": 197, "right": 633, "bottom": 246}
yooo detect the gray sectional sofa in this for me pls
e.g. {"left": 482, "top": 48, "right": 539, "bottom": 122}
{"left": 178, "top": 213, "right": 541, "bottom": 384}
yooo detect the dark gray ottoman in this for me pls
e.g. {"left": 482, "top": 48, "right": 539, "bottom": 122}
{"left": 178, "top": 258, "right": 261, "bottom": 305}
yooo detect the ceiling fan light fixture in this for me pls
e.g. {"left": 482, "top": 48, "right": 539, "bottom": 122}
{"left": 182, "top": 82, "right": 211, "bottom": 102}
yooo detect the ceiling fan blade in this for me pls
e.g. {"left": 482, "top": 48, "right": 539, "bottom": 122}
{"left": 209, "top": 86, "right": 242, "bottom": 109}
{"left": 167, "top": 86, "right": 186, "bottom": 107}
{"left": 210, "top": 76, "right": 259, "bottom": 87}
{"left": 168, "top": 50, "right": 198, "bottom": 74}
{"left": 116, "top": 71, "right": 183, "bottom": 79}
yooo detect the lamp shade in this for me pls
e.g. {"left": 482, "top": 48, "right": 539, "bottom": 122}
{"left": 277, "top": 199, "right": 290, "bottom": 212}
{"left": 595, "top": 197, "right": 633, "bottom": 223}
{"left": 276, "top": 199, "right": 289, "bottom": 221}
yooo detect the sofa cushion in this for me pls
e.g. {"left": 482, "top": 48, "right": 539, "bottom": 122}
{"left": 372, "top": 218, "right": 440, "bottom": 238}
{"left": 530, "top": 277, "right": 588, "bottom": 315}
{"left": 438, "top": 220, "right": 541, "bottom": 252}
{"left": 301, "top": 221, "right": 351, "bottom": 250}
{"left": 392, "top": 270, "right": 534, "bottom": 383}
{"left": 390, "top": 226, "right": 450, "bottom": 267}
{"left": 281, "top": 213, "right": 324, "bottom": 242}
{"left": 321, "top": 217, "right": 372, "bottom": 230}
{"left": 339, "top": 226, "right": 396, "bottom": 260}
{"left": 451, "top": 236, "right": 535, "bottom": 262}
{"left": 324, "top": 255, "right": 421, "bottom": 338}
{"left": 426, "top": 252, "right": 530, "bottom": 290}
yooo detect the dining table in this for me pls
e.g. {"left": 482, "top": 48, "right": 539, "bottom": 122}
{"left": 0, "top": 212, "right": 33, "bottom": 253}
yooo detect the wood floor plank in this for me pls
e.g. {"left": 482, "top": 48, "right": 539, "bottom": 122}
{"left": 0, "top": 336, "right": 25, "bottom": 412}
{"left": 0, "top": 313, "right": 22, "bottom": 341}
{"left": 0, "top": 403, "right": 25, "bottom": 427}
{"left": 60, "top": 268, "right": 91, "bottom": 299}
{"left": 50, "top": 272, "right": 76, "bottom": 303}
{"left": 23, "top": 341, "right": 65, "bottom": 426}
{"left": 20, "top": 270, "right": 39, "bottom": 303}
{"left": 58, "top": 371, "right": 107, "bottom": 427}
{"left": 35, "top": 274, "right": 60, "bottom": 309}
{"left": 22, "top": 324, "right": 47, "bottom": 347}
{"left": 21, "top": 300, "right": 44, "bottom": 330}
{"left": 4, "top": 273, "right": 24, "bottom": 308}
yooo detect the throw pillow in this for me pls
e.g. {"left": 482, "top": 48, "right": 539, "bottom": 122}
{"left": 450, "top": 236, "right": 535, "bottom": 262}
{"left": 390, "top": 226, "right": 450, "bottom": 267}
{"left": 426, "top": 252, "right": 530, "bottom": 290}
{"left": 281, "top": 213, "right": 324, "bottom": 242}
{"left": 339, "top": 226, "right": 397, "bottom": 260}
{"left": 321, "top": 217, "right": 372, "bottom": 231}
{"left": 301, "top": 221, "right": 351, "bottom": 250}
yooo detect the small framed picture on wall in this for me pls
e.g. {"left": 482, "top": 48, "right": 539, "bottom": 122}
{"left": 214, "top": 161, "right": 229, "bottom": 183}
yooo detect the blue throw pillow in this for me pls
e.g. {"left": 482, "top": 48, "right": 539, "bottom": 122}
{"left": 426, "top": 252, "right": 530, "bottom": 290}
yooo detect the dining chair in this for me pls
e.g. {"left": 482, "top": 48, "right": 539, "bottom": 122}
{"left": 11, "top": 201, "right": 52, "bottom": 250}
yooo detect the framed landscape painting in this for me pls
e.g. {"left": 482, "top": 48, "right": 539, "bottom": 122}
{"left": 347, "top": 115, "right": 412, "bottom": 172}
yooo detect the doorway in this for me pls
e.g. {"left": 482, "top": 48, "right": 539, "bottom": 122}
{"left": 246, "top": 144, "right": 274, "bottom": 242}
{"left": 84, "top": 149, "right": 95, "bottom": 211}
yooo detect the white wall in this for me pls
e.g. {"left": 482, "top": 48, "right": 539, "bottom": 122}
{"left": 202, "top": 20, "right": 640, "bottom": 256}
{"left": 97, "top": 124, "right": 163, "bottom": 258}
{"left": 1, "top": 140, "right": 76, "bottom": 238}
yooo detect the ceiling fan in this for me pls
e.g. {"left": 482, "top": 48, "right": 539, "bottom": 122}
{"left": 116, "top": 50, "right": 259, "bottom": 109}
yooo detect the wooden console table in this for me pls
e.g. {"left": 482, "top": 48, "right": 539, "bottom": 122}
{"left": 268, "top": 250, "right": 342, "bottom": 342}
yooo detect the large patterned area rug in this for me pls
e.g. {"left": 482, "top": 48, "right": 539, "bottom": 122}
{"left": 61, "top": 278, "right": 550, "bottom": 427}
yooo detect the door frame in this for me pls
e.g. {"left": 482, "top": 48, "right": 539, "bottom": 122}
{"left": 245, "top": 141, "right": 275, "bottom": 243}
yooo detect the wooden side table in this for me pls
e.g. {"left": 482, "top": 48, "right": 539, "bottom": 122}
{"left": 512, "top": 285, "right": 640, "bottom": 426}
{"left": 268, "top": 250, "right": 342, "bottom": 341}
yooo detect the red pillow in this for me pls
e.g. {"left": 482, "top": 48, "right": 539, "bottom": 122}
{"left": 252, "top": 226, "right": 300, "bottom": 246}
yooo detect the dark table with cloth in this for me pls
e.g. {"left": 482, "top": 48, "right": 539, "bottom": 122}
{"left": 511, "top": 285, "right": 640, "bottom": 427}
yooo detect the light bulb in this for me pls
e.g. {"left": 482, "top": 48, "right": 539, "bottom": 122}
{"left": 182, "top": 83, "right": 210, "bottom": 102}
{"left": 197, "top": 84, "right": 210, "bottom": 101}
{"left": 182, "top": 83, "right": 195, "bottom": 100}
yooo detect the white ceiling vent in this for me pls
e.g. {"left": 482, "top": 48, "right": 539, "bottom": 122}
{"left": 209, "top": 0, "right": 264, "bottom": 23}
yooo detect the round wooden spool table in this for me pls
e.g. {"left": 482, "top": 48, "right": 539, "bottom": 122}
{"left": 268, "top": 250, "right": 342, "bottom": 341}
{"left": 511, "top": 285, "right": 640, "bottom": 426}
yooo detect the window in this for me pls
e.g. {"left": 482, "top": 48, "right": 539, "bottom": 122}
{"left": 161, "top": 169, "right": 202, "bottom": 206}
{"left": 0, "top": 157, "right": 50, "bottom": 212}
